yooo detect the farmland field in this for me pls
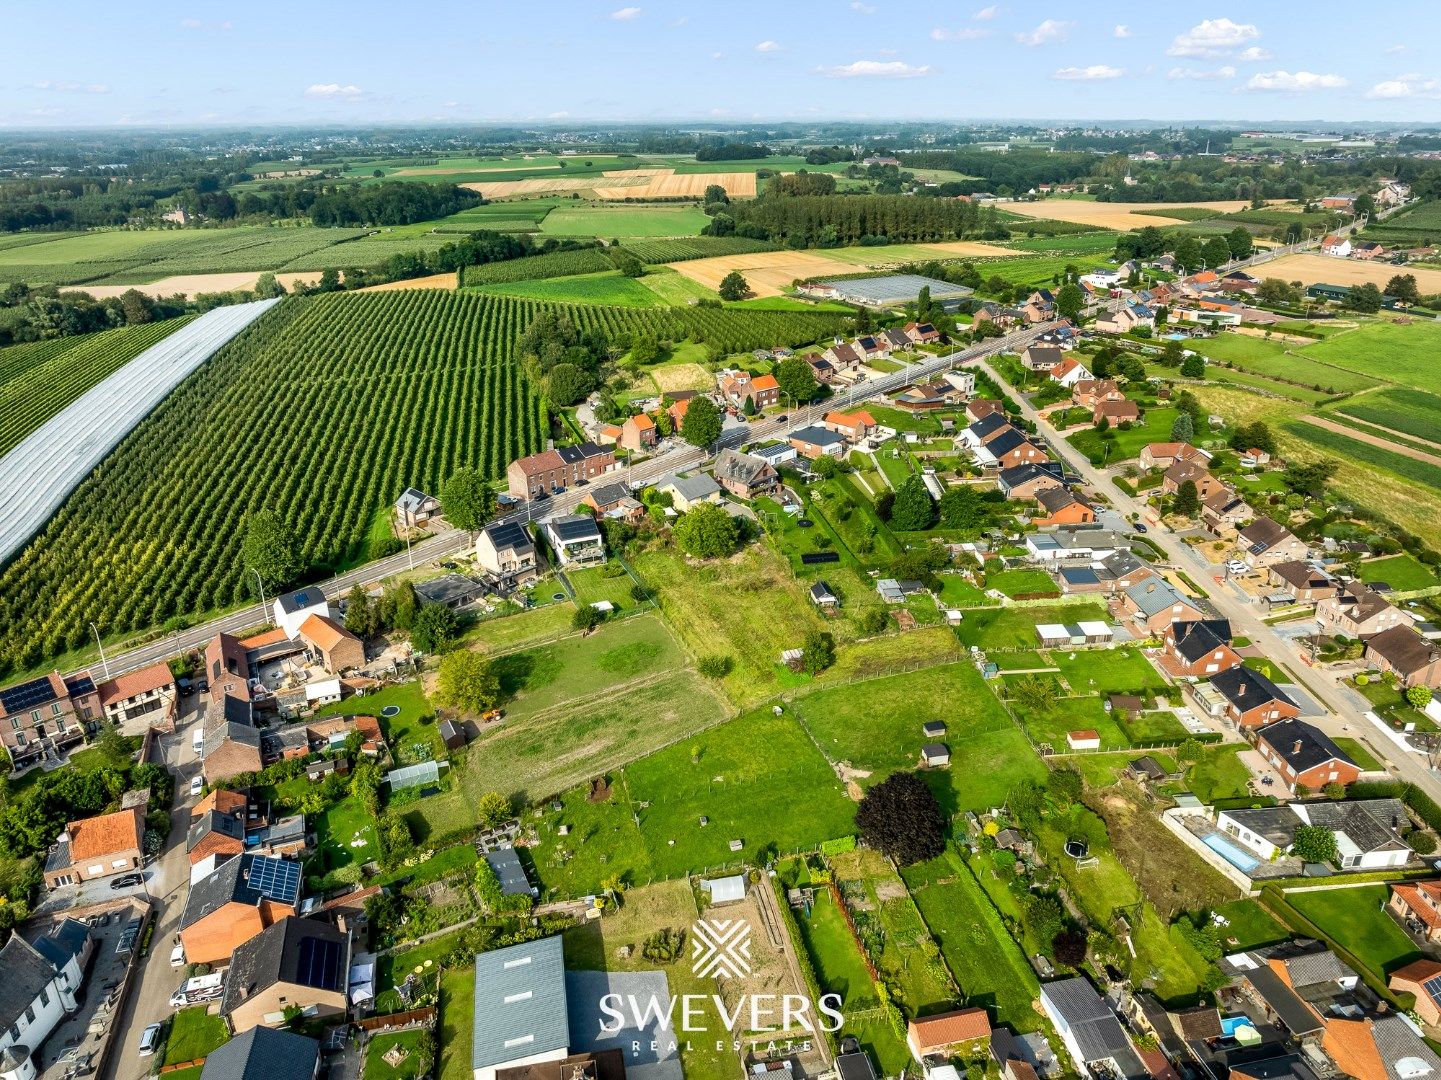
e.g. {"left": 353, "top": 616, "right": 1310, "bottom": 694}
{"left": 468, "top": 270, "right": 660, "bottom": 306}
{"left": 1332, "top": 387, "right": 1441, "bottom": 445}
{"left": 460, "top": 248, "right": 619, "bottom": 285}
{"left": 667, "top": 250, "right": 873, "bottom": 297}
{"left": 1259, "top": 253, "right": 1441, "bottom": 294}
{"left": 0, "top": 318, "right": 191, "bottom": 455}
{"left": 617, "top": 236, "right": 778, "bottom": 263}
{"left": 1298, "top": 319, "right": 1441, "bottom": 395}
{"left": 1283, "top": 420, "right": 1441, "bottom": 494}
{"left": 1001, "top": 199, "right": 1257, "bottom": 231}
{"left": 1187, "top": 334, "right": 1380, "bottom": 394}
{"left": 538, "top": 205, "right": 709, "bottom": 238}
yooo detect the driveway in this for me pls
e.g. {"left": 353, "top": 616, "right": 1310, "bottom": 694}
{"left": 100, "top": 717, "right": 203, "bottom": 1080}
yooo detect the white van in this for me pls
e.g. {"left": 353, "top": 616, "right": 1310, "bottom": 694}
{"left": 192, "top": 726, "right": 205, "bottom": 753}
{"left": 169, "top": 942, "right": 186, "bottom": 968}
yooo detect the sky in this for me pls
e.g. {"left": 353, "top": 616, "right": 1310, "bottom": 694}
{"left": 5, "top": 1, "right": 1441, "bottom": 128}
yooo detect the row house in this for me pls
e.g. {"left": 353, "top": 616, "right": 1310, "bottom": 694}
{"left": 97, "top": 660, "right": 176, "bottom": 726}
{"left": 1364, "top": 624, "right": 1441, "bottom": 691}
{"left": 1268, "top": 562, "right": 1337, "bottom": 605}
{"left": 0, "top": 671, "right": 100, "bottom": 767}
{"left": 1316, "top": 581, "right": 1404, "bottom": 639}
{"left": 506, "top": 442, "right": 615, "bottom": 500}
{"left": 1163, "top": 619, "right": 1242, "bottom": 678}
{"left": 1254, "top": 719, "right": 1361, "bottom": 793}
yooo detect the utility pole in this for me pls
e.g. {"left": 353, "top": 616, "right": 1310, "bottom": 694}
{"left": 89, "top": 622, "right": 110, "bottom": 680}
{"left": 252, "top": 568, "right": 268, "bottom": 626}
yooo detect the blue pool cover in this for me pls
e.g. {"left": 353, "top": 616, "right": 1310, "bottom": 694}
{"left": 1202, "top": 832, "right": 1260, "bottom": 872}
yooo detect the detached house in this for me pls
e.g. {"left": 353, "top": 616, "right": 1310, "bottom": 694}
{"left": 1162, "top": 460, "right": 1226, "bottom": 502}
{"left": 1034, "top": 488, "right": 1095, "bottom": 527}
{"left": 1021, "top": 344, "right": 1064, "bottom": 372}
{"left": 789, "top": 425, "right": 847, "bottom": 460}
{"left": 1163, "top": 619, "right": 1242, "bottom": 678}
{"left": 821, "top": 342, "right": 862, "bottom": 371}
{"left": 822, "top": 410, "right": 878, "bottom": 442}
{"left": 658, "top": 473, "right": 723, "bottom": 513}
{"left": 1269, "top": 562, "right": 1337, "bottom": 605}
{"left": 1317, "top": 581, "right": 1403, "bottom": 639}
{"left": 1237, "top": 518, "right": 1308, "bottom": 569}
{"left": 906, "top": 1008, "right": 992, "bottom": 1063}
{"left": 1389, "top": 957, "right": 1441, "bottom": 1026}
{"left": 903, "top": 321, "right": 940, "bottom": 344}
{"left": 1050, "top": 357, "right": 1092, "bottom": 388}
{"left": 1254, "top": 719, "right": 1361, "bottom": 793}
{"left": 0, "top": 922, "right": 91, "bottom": 1077}
{"left": 476, "top": 521, "right": 538, "bottom": 586}
{"left": 1139, "top": 442, "right": 1209, "bottom": 472}
{"left": 1202, "top": 488, "right": 1254, "bottom": 532}
{"left": 1389, "top": 883, "right": 1441, "bottom": 947}
{"left": 1093, "top": 399, "right": 1140, "bottom": 426}
{"left": 580, "top": 481, "right": 642, "bottom": 522}
{"left": 1364, "top": 625, "right": 1441, "bottom": 690}
{"left": 712, "top": 449, "right": 778, "bottom": 500}
{"left": 1122, "top": 577, "right": 1208, "bottom": 634}
{"left": 393, "top": 488, "right": 440, "bottom": 530}
{"left": 543, "top": 515, "right": 605, "bottom": 567}
{"left": 1209, "top": 665, "right": 1299, "bottom": 730}
{"left": 43, "top": 805, "right": 145, "bottom": 888}
{"left": 1071, "top": 379, "right": 1123, "bottom": 410}
{"left": 1320, "top": 234, "right": 1352, "bottom": 257}
{"left": 999, "top": 463, "right": 1064, "bottom": 501}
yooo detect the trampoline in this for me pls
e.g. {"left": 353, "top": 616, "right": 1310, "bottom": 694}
{"left": 1064, "top": 839, "right": 1088, "bottom": 859}
{"left": 381, "top": 705, "right": 401, "bottom": 718}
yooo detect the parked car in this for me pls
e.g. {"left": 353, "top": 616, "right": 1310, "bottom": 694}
{"left": 189, "top": 775, "right": 203, "bottom": 797}
{"left": 110, "top": 873, "right": 144, "bottom": 891}
{"left": 138, "top": 1024, "right": 162, "bottom": 1057}
{"left": 169, "top": 942, "right": 186, "bottom": 968}
{"left": 1134, "top": 523, "right": 1148, "bottom": 533}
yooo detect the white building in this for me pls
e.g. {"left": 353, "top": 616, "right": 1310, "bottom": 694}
{"left": 274, "top": 587, "right": 329, "bottom": 641}
{"left": 0, "top": 921, "right": 91, "bottom": 1080}
{"left": 543, "top": 515, "right": 605, "bottom": 567}
{"left": 1215, "top": 799, "right": 1413, "bottom": 870}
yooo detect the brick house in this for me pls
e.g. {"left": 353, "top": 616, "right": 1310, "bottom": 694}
{"left": 821, "top": 342, "right": 862, "bottom": 371}
{"left": 619, "top": 413, "right": 657, "bottom": 452}
{"left": 1122, "top": 577, "right": 1208, "bottom": 635}
{"left": 1390, "top": 958, "right": 1441, "bottom": 1026}
{"left": 1389, "top": 886, "right": 1441, "bottom": 947}
{"left": 96, "top": 661, "right": 176, "bottom": 727}
{"left": 984, "top": 428, "right": 1049, "bottom": 470}
{"left": 0, "top": 672, "right": 101, "bottom": 767}
{"left": 188, "top": 807, "right": 246, "bottom": 867}
{"left": 1237, "top": 518, "right": 1308, "bottom": 568}
{"left": 1268, "top": 562, "right": 1337, "bottom": 605}
{"left": 788, "top": 425, "right": 847, "bottom": 459}
{"left": 1201, "top": 489, "right": 1254, "bottom": 532}
{"left": 43, "top": 806, "right": 145, "bottom": 888}
{"left": 1163, "top": 619, "right": 1242, "bottom": 678}
{"left": 712, "top": 449, "right": 778, "bottom": 500}
{"left": 1033, "top": 488, "right": 1095, "bottom": 527}
{"left": 999, "top": 464, "right": 1064, "bottom": 501}
{"left": 1071, "top": 379, "right": 1123, "bottom": 409}
{"left": 746, "top": 373, "right": 780, "bottom": 409}
{"left": 966, "top": 399, "right": 1004, "bottom": 424}
{"left": 205, "top": 633, "right": 254, "bottom": 712}
{"left": 1139, "top": 442, "right": 1209, "bottom": 472}
{"left": 822, "top": 410, "right": 878, "bottom": 442}
{"left": 202, "top": 696, "right": 264, "bottom": 784}
{"left": 903, "top": 321, "right": 940, "bottom": 344}
{"left": 505, "top": 442, "right": 615, "bottom": 500}
{"left": 296, "top": 615, "right": 365, "bottom": 674}
{"left": 1209, "top": 665, "right": 1300, "bottom": 729}
{"left": 1254, "top": 719, "right": 1361, "bottom": 793}
{"left": 1162, "top": 461, "right": 1226, "bottom": 502}
{"left": 1364, "top": 625, "right": 1441, "bottom": 690}
{"left": 179, "top": 853, "right": 300, "bottom": 966}
{"left": 220, "top": 916, "right": 349, "bottom": 1033}
{"left": 1093, "top": 399, "right": 1140, "bottom": 426}
{"left": 1317, "top": 581, "right": 1404, "bottom": 639}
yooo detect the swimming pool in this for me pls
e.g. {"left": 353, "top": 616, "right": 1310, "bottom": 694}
{"left": 1202, "top": 832, "right": 1261, "bottom": 873}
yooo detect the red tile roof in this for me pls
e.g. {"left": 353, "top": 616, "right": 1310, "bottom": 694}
{"left": 68, "top": 806, "right": 144, "bottom": 862}
{"left": 907, "top": 1007, "right": 991, "bottom": 1050}
{"left": 97, "top": 661, "right": 175, "bottom": 707}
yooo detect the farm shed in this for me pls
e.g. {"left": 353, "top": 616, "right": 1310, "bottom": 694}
{"left": 816, "top": 274, "right": 974, "bottom": 308}
{"left": 385, "top": 761, "right": 440, "bottom": 791}
{"left": 702, "top": 875, "right": 746, "bottom": 905}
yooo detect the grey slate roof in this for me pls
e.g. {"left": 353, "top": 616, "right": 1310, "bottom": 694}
{"left": 555, "top": 441, "right": 607, "bottom": 465}
{"left": 187, "top": 809, "right": 245, "bottom": 852}
{"left": 0, "top": 934, "right": 61, "bottom": 1033}
{"left": 585, "top": 481, "right": 632, "bottom": 507}
{"left": 30, "top": 919, "right": 89, "bottom": 970}
{"left": 1372, "top": 1012, "right": 1441, "bottom": 1080}
{"left": 968, "top": 412, "right": 1012, "bottom": 441}
{"left": 1125, "top": 577, "right": 1193, "bottom": 618}
{"left": 275, "top": 587, "right": 325, "bottom": 615}
{"left": 220, "top": 916, "right": 348, "bottom": 1018}
{"left": 1209, "top": 664, "right": 1295, "bottom": 712}
{"left": 1242, "top": 964, "right": 1324, "bottom": 1036}
{"left": 1256, "top": 719, "right": 1356, "bottom": 777}
{"left": 789, "top": 425, "right": 845, "bottom": 448}
{"left": 663, "top": 473, "right": 722, "bottom": 503}
{"left": 180, "top": 853, "right": 300, "bottom": 930}
{"left": 485, "top": 845, "right": 533, "bottom": 897}
{"left": 1171, "top": 619, "right": 1233, "bottom": 663}
{"left": 713, "top": 449, "right": 775, "bottom": 489}
{"left": 200, "top": 1026, "right": 319, "bottom": 1080}
{"left": 472, "top": 935, "right": 569, "bottom": 1072}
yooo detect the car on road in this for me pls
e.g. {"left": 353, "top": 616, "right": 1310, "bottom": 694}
{"left": 170, "top": 942, "right": 186, "bottom": 967}
{"left": 138, "top": 1024, "right": 162, "bottom": 1057}
{"left": 110, "top": 873, "right": 144, "bottom": 891}
{"left": 189, "top": 775, "right": 203, "bottom": 797}
{"left": 1134, "top": 523, "right": 1148, "bottom": 533}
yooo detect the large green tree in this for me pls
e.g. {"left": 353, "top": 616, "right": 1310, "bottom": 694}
{"left": 855, "top": 771, "right": 947, "bottom": 866}
{"left": 718, "top": 271, "right": 749, "bottom": 301}
{"left": 441, "top": 468, "right": 494, "bottom": 534}
{"left": 435, "top": 650, "right": 501, "bottom": 713}
{"left": 673, "top": 502, "right": 740, "bottom": 558}
{"left": 242, "top": 511, "right": 303, "bottom": 593}
{"left": 1172, "top": 479, "right": 1200, "bottom": 516}
{"left": 410, "top": 602, "right": 461, "bottom": 653}
{"left": 890, "top": 474, "right": 936, "bottom": 531}
{"left": 1225, "top": 227, "right": 1254, "bottom": 260}
{"left": 680, "top": 395, "right": 723, "bottom": 447}
{"left": 1055, "top": 283, "right": 1085, "bottom": 322}
{"left": 1291, "top": 826, "right": 1338, "bottom": 864}
{"left": 1171, "top": 411, "right": 1195, "bottom": 442}
{"left": 774, "top": 355, "right": 819, "bottom": 405}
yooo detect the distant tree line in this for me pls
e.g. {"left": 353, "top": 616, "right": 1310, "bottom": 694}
{"left": 695, "top": 140, "right": 769, "bottom": 162}
{"left": 705, "top": 191, "right": 995, "bottom": 246}
{"left": 308, "top": 182, "right": 482, "bottom": 227}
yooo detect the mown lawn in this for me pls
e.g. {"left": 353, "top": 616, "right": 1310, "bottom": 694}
{"left": 526, "top": 781, "right": 653, "bottom": 898}
{"left": 956, "top": 601, "right": 1110, "bottom": 651}
{"left": 366, "top": 1031, "right": 431, "bottom": 1080}
{"left": 315, "top": 797, "right": 380, "bottom": 872}
{"left": 314, "top": 680, "right": 442, "bottom": 759}
{"left": 438, "top": 968, "right": 475, "bottom": 1080}
{"left": 1208, "top": 899, "right": 1290, "bottom": 951}
{"left": 1287, "top": 885, "right": 1422, "bottom": 979}
{"left": 624, "top": 708, "right": 856, "bottom": 877}
{"left": 1048, "top": 646, "right": 1167, "bottom": 697}
{"left": 164, "top": 1008, "right": 228, "bottom": 1066}
{"left": 566, "top": 561, "right": 647, "bottom": 612}
{"left": 1357, "top": 553, "right": 1439, "bottom": 593}
{"left": 461, "top": 602, "right": 575, "bottom": 653}
{"left": 1169, "top": 743, "right": 1253, "bottom": 803}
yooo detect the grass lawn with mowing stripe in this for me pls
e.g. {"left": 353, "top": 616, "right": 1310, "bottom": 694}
{"left": 1049, "top": 646, "right": 1168, "bottom": 697}
{"left": 956, "top": 601, "right": 1110, "bottom": 651}
{"left": 539, "top": 205, "right": 709, "bottom": 238}
{"left": 164, "top": 1008, "right": 228, "bottom": 1066}
{"left": 1287, "top": 885, "right": 1422, "bottom": 979}
{"left": 438, "top": 968, "right": 475, "bottom": 1080}
{"left": 1357, "top": 554, "right": 1440, "bottom": 592}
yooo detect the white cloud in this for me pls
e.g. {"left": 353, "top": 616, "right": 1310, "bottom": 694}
{"left": 609, "top": 6, "right": 641, "bottom": 19}
{"left": 180, "top": 17, "right": 231, "bottom": 31}
{"left": 179, "top": 17, "right": 202, "bottom": 28}
{"left": 1053, "top": 64, "right": 1124, "bottom": 81}
{"left": 931, "top": 26, "right": 989, "bottom": 41}
{"left": 305, "top": 83, "right": 363, "bottom": 98}
{"left": 850, "top": 1, "right": 876, "bottom": 12}
{"left": 1386, "top": 44, "right": 1409, "bottom": 55}
{"left": 756, "top": 40, "right": 781, "bottom": 52}
{"left": 1015, "top": 19, "right": 1072, "bottom": 46}
{"left": 33, "top": 80, "right": 109, "bottom": 94}
{"left": 441, "top": 101, "right": 459, "bottom": 108}
{"left": 1168, "top": 18, "right": 1260, "bottom": 58}
{"left": 1237, "top": 46, "right": 1271, "bottom": 61}
{"left": 1365, "top": 74, "right": 1441, "bottom": 99}
{"left": 1167, "top": 65, "right": 1236, "bottom": 80}
{"left": 710, "top": 51, "right": 725, "bottom": 59}
{"left": 973, "top": 4, "right": 999, "bottom": 19}
{"left": 709, "top": 106, "right": 730, "bottom": 116}
{"left": 1246, "top": 70, "right": 1346, "bottom": 92}
{"left": 817, "top": 59, "right": 931, "bottom": 78}
{"left": 547, "top": 110, "right": 570, "bottom": 118}
{"left": 1113, "top": 24, "right": 1130, "bottom": 38}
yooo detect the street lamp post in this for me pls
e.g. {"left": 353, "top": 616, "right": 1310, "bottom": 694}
{"left": 89, "top": 622, "right": 110, "bottom": 680}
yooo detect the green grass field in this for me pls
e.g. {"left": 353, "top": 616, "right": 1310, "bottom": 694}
{"left": 902, "top": 849, "right": 1045, "bottom": 1032}
{"left": 637, "top": 267, "right": 717, "bottom": 304}
{"left": 1284, "top": 419, "right": 1441, "bottom": 495}
{"left": 1287, "top": 885, "right": 1422, "bottom": 979}
{"left": 1332, "top": 387, "right": 1441, "bottom": 446}
{"left": 314, "top": 798, "right": 379, "bottom": 872}
{"left": 1299, "top": 320, "right": 1441, "bottom": 394}
{"left": 539, "top": 205, "right": 709, "bottom": 238}
{"left": 956, "top": 601, "right": 1110, "bottom": 651}
{"left": 1049, "top": 646, "right": 1167, "bottom": 697}
{"left": 164, "top": 1008, "right": 228, "bottom": 1065}
{"left": 566, "top": 561, "right": 648, "bottom": 612}
{"left": 1188, "top": 334, "right": 1380, "bottom": 394}
{"left": 1357, "top": 553, "right": 1440, "bottom": 592}
{"left": 624, "top": 707, "right": 856, "bottom": 876}
{"left": 525, "top": 782, "right": 653, "bottom": 897}
{"left": 468, "top": 269, "right": 660, "bottom": 306}
{"left": 794, "top": 662, "right": 1046, "bottom": 815}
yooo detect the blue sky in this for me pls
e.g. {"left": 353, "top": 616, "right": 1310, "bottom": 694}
{"left": 5, "top": 1, "right": 1439, "bottom": 128}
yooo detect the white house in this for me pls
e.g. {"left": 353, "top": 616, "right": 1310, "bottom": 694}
{"left": 274, "top": 587, "right": 329, "bottom": 641}
{"left": 941, "top": 370, "right": 976, "bottom": 397}
{"left": 0, "top": 921, "right": 91, "bottom": 1080}
{"left": 543, "top": 515, "right": 605, "bottom": 567}
{"left": 1215, "top": 799, "right": 1413, "bottom": 870}
{"left": 1321, "top": 234, "right": 1353, "bottom": 258}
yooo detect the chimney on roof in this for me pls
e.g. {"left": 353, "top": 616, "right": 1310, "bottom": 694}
{"left": 1293, "top": 740, "right": 1303, "bottom": 755}
{"left": 1237, "top": 682, "right": 1246, "bottom": 697}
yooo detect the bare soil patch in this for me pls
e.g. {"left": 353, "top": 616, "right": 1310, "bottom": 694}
{"left": 463, "top": 168, "right": 756, "bottom": 202}
{"left": 1257, "top": 253, "right": 1441, "bottom": 292}
{"left": 360, "top": 272, "right": 457, "bottom": 291}
{"left": 65, "top": 270, "right": 320, "bottom": 300}
{"left": 667, "top": 250, "right": 867, "bottom": 297}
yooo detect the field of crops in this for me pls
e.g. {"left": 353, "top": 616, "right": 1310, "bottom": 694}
{"left": 0, "top": 318, "right": 192, "bottom": 455}
{"left": 460, "top": 248, "right": 616, "bottom": 285}
{"left": 1360, "top": 199, "right": 1441, "bottom": 245}
{"left": 1284, "top": 419, "right": 1441, "bottom": 494}
{"left": 1332, "top": 387, "right": 1441, "bottom": 446}
{"left": 538, "top": 205, "right": 709, "bottom": 238}
{"left": 0, "top": 291, "right": 845, "bottom": 675}
{"left": 617, "top": 236, "right": 778, "bottom": 263}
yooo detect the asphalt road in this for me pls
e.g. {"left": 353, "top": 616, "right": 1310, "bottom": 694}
{"left": 975, "top": 356, "right": 1441, "bottom": 805}
{"left": 71, "top": 322, "right": 1052, "bottom": 688}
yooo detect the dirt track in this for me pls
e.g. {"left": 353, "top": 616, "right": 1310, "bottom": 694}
{"left": 1301, "top": 414, "right": 1441, "bottom": 467}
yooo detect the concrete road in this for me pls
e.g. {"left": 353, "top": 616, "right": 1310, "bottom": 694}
{"left": 69, "top": 322, "right": 1054, "bottom": 689}
{"left": 100, "top": 712, "right": 204, "bottom": 1080}
{"left": 976, "top": 355, "right": 1441, "bottom": 804}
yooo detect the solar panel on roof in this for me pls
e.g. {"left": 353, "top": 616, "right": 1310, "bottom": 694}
{"left": 244, "top": 857, "right": 300, "bottom": 903}
{"left": 1424, "top": 975, "right": 1441, "bottom": 1000}
{"left": 0, "top": 675, "right": 59, "bottom": 714}
{"left": 296, "top": 935, "right": 344, "bottom": 991}
{"left": 65, "top": 675, "right": 96, "bottom": 696}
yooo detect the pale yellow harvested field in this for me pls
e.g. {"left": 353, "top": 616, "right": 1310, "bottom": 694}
{"left": 392, "top": 164, "right": 561, "bottom": 177}
{"left": 463, "top": 167, "right": 756, "bottom": 201}
{"left": 64, "top": 270, "right": 320, "bottom": 300}
{"left": 914, "top": 240, "right": 1021, "bottom": 258}
{"left": 649, "top": 363, "right": 714, "bottom": 393}
{"left": 667, "top": 251, "right": 865, "bottom": 297}
{"left": 359, "top": 272, "right": 457, "bottom": 291}
{"left": 1002, "top": 199, "right": 1257, "bottom": 230}
{"left": 1256, "top": 253, "right": 1441, "bottom": 292}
